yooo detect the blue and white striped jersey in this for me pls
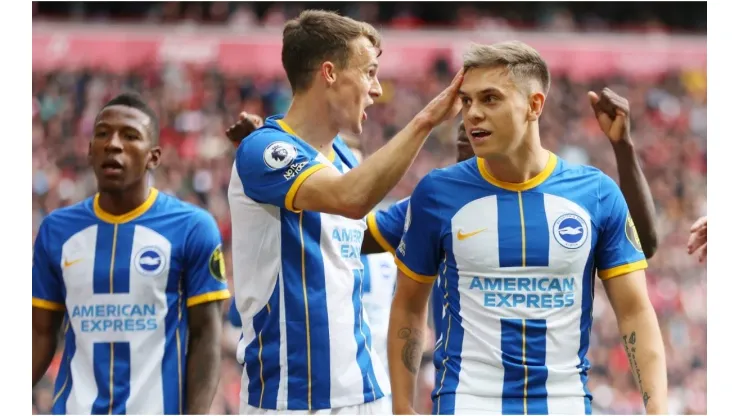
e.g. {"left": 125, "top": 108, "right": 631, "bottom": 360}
{"left": 32, "top": 188, "right": 231, "bottom": 415}
{"left": 228, "top": 116, "right": 388, "bottom": 411}
{"left": 395, "top": 153, "right": 647, "bottom": 415}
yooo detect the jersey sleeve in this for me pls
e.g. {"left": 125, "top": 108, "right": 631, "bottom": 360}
{"left": 236, "top": 130, "right": 327, "bottom": 213}
{"left": 595, "top": 175, "right": 648, "bottom": 280}
{"left": 367, "top": 197, "right": 409, "bottom": 253}
{"left": 394, "top": 175, "right": 444, "bottom": 284}
{"left": 32, "top": 219, "right": 66, "bottom": 311}
{"left": 183, "top": 210, "right": 231, "bottom": 307}
{"left": 228, "top": 298, "right": 242, "bottom": 327}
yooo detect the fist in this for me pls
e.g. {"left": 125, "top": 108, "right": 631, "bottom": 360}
{"left": 588, "top": 88, "right": 631, "bottom": 144}
{"left": 226, "top": 112, "right": 264, "bottom": 148}
{"left": 687, "top": 216, "right": 707, "bottom": 263}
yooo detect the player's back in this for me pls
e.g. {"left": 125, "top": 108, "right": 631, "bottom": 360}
{"left": 228, "top": 116, "right": 388, "bottom": 410}
{"left": 397, "top": 153, "right": 646, "bottom": 415}
{"left": 32, "top": 189, "right": 230, "bottom": 414}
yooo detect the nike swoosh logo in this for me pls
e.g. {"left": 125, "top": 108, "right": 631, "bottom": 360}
{"left": 63, "top": 258, "right": 83, "bottom": 268}
{"left": 457, "top": 228, "right": 487, "bottom": 240}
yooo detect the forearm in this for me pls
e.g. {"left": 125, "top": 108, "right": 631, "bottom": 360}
{"left": 185, "top": 333, "right": 222, "bottom": 414}
{"left": 32, "top": 330, "right": 58, "bottom": 387}
{"left": 340, "top": 117, "right": 432, "bottom": 216}
{"left": 617, "top": 308, "right": 668, "bottom": 414}
{"left": 388, "top": 300, "right": 428, "bottom": 414}
{"left": 612, "top": 141, "right": 658, "bottom": 258}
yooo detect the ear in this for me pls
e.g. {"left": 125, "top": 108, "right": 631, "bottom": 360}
{"left": 528, "top": 91, "right": 546, "bottom": 121}
{"left": 147, "top": 146, "right": 161, "bottom": 171}
{"left": 320, "top": 61, "right": 337, "bottom": 86}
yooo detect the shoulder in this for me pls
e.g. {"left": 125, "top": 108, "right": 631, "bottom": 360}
{"left": 37, "top": 197, "right": 96, "bottom": 242}
{"left": 156, "top": 192, "right": 219, "bottom": 233}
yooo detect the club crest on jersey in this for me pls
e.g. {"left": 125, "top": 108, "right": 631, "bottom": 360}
{"left": 135, "top": 246, "right": 167, "bottom": 276}
{"left": 625, "top": 214, "right": 643, "bottom": 252}
{"left": 553, "top": 213, "right": 588, "bottom": 249}
{"left": 209, "top": 245, "right": 227, "bottom": 282}
{"left": 263, "top": 141, "right": 297, "bottom": 170}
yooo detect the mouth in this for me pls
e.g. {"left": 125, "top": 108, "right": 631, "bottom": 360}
{"left": 468, "top": 128, "right": 492, "bottom": 143}
{"left": 100, "top": 159, "right": 124, "bottom": 176}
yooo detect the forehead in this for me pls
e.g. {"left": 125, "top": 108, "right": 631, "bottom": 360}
{"left": 348, "top": 36, "right": 379, "bottom": 67}
{"left": 95, "top": 105, "right": 151, "bottom": 131}
{"left": 459, "top": 66, "right": 516, "bottom": 95}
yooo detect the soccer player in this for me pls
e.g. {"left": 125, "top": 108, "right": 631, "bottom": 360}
{"left": 227, "top": 9, "right": 462, "bottom": 415}
{"left": 32, "top": 92, "right": 230, "bottom": 414}
{"left": 687, "top": 215, "right": 707, "bottom": 262}
{"left": 387, "top": 41, "right": 667, "bottom": 415}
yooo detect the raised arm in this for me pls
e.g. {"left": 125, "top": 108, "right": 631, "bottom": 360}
{"left": 291, "top": 71, "right": 463, "bottom": 219}
{"left": 589, "top": 88, "right": 658, "bottom": 258}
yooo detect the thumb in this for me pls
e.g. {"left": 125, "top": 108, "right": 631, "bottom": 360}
{"left": 238, "top": 112, "right": 249, "bottom": 121}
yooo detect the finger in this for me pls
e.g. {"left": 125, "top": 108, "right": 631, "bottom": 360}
{"left": 690, "top": 216, "right": 707, "bottom": 232}
{"left": 588, "top": 91, "right": 600, "bottom": 109}
{"left": 448, "top": 69, "right": 465, "bottom": 91}
{"left": 238, "top": 111, "right": 249, "bottom": 121}
{"left": 698, "top": 243, "right": 707, "bottom": 263}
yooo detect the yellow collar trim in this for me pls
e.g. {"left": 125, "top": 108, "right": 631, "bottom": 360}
{"left": 276, "top": 119, "right": 336, "bottom": 162}
{"left": 477, "top": 152, "right": 557, "bottom": 191}
{"left": 94, "top": 188, "right": 159, "bottom": 224}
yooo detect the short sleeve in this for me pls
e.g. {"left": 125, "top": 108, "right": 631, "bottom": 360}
{"left": 367, "top": 197, "right": 409, "bottom": 253}
{"left": 595, "top": 175, "right": 648, "bottom": 280}
{"left": 183, "top": 210, "right": 231, "bottom": 307}
{"left": 236, "top": 130, "right": 327, "bottom": 213}
{"left": 394, "top": 174, "right": 444, "bottom": 284}
{"left": 32, "top": 219, "right": 66, "bottom": 311}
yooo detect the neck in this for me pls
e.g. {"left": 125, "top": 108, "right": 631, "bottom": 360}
{"left": 97, "top": 182, "right": 151, "bottom": 216}
{"left": 484, "top": 132, "right": 550, "bottom": 184}
{"left": 282, "top": 92, "right": 337, "bottom": 157}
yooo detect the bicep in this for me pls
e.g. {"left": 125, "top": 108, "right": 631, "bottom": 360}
{"left": 392, "top": 269, "right": 435, "bottom": 313}
{"left": 187, "top": 301, "right": 224, "bottom": 337}
{"left": 602, "top": 270, "right": 652, "bottom": 320}
{"left": 291, "top": 166, "right": 356, "bottom": 216}
{"left": 32, "top": 307, "right": 64, "bottom": 336}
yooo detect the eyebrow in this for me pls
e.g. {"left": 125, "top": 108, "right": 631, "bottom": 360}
{"left": 458, "top": 87, "right": 505, "bottom": 97}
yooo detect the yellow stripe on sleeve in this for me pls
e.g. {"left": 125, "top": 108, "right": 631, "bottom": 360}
{"left": 598, "top": 259, "right": 648, "bottom": 280}
{"left": 32, "top": 297, "right": 65, "bottom": 311}
{"left": 284, "top": 165, "right": 327, "bottom": 213}
{"left": 187, "top": 289, "right": 231, "bottom": 307}
{"left": 367, "top": 212, "right": 396, "bottom": 254}
{"left": 394, "top": 257, "right": 437, "bottom": 284}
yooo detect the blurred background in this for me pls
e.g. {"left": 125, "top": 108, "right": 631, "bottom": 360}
{"left": 32, "top": 2, "right": 707, "bottom": 414}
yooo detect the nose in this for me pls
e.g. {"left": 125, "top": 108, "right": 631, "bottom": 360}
{"left": 369, "top": 77, "right": 383, "bottom": 99}
{"left": 465, "top": 101, "right": 484, "bottom": 124}
{"left": 105, "top": 131, "right": 124, "bottom": 152}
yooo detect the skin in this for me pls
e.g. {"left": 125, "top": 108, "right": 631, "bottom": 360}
{"left": 388, "top": 65, "right": 667, "bottom": 415}
{"left": 687, "top": 215, "right": 707, "bottom": 262}
{"left": 33, "top": 105, "right": 225, "bottom": 414}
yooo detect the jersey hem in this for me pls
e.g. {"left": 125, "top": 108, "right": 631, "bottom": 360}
{"left": 366, "top": 212, "right": 396, "bottom": 254}
{"left": 284, "top": 164, "right": 327, "bottom": 213}
{"left": 32, "top": 297, "right": 65, "bottom": 311}
{"left": 187, "top": 289, "right": 231, "bottom": 307}
{"left": 394, "top": 257, "right": 437, "bottom": 284}
{"left": 598, "top": 259, "right": 648, "bottom": 280}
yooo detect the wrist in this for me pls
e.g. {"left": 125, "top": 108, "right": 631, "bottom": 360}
{"left": 411, "top": 113, "right": 436, "bottom": 133}
{"left": 611, "top": 136, "right": 635, "bottom": 152}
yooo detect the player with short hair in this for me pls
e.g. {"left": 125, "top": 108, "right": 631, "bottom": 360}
{"left": 227, "top": 9, "right": 462, "bottom": 415}
{"left": 32, "top": 92, "right": 229, "bottom": 415}
{"left": 387, "top": 41, "right": 667, "bottom": 415}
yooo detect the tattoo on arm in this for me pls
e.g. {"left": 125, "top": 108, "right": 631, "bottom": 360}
{"left": 398, "top": 327, "right": 423, "bottom": 375}
{"left": 623, "top": 331, "right": 651, "bottom": 407}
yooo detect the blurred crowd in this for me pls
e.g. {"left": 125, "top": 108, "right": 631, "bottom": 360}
{"left": 31, "top": 21, "right": 706, "bottom": 416}
{"left": 33, "top": 1, "right": 706, "bottom": 34}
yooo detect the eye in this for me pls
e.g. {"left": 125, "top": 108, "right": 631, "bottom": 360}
{"left": 461, "top": 97, "right": 472, "bottom": 106}
{"left": 484, "top": 95, "right": 497, "bottom": 104}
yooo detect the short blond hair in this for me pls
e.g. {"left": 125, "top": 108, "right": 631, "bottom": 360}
{"left": 463, "top": 41, "right": 550, "bottom": 95}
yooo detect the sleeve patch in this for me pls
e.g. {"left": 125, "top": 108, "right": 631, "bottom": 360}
{"left": 625, "top": 214, "right": 643, "bottom": 253}
{"left": 209, "top": 245, "right": 227, "bottom": 282}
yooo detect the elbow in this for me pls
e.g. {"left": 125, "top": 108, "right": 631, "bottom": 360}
{"left": 338, "top": 193, "right": 374, "bottom": 220}
{"left": 642, "top": 234, "right": 659, "bottom": 260}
